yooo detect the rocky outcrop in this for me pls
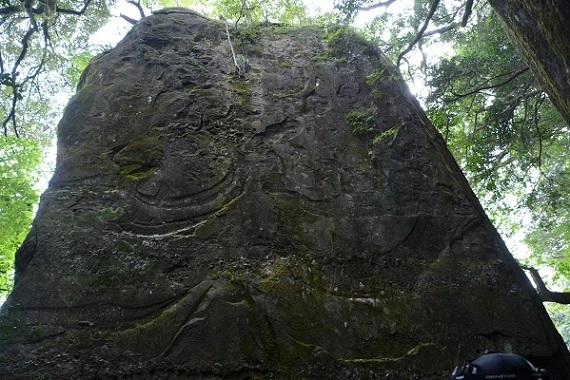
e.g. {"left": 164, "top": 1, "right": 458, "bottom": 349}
{"left": 1, "top": 8, "right": 569, "bottom": 379}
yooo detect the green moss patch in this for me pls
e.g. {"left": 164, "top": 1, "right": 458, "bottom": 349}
{"left": 326, "top": 27, "right": 378, "bottom": 60}
{"left": 112, "top": 136, "right": 162, "bottom": 180}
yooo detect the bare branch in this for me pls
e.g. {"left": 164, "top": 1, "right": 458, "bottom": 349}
{"left": 3, "top": 88, "right": 19, "bottom": 137}
{"left": 428, "top": 0, "right": 473, "bottom": 31}
{"left": 12, "top": 24, "right": 37, "bottom": 79}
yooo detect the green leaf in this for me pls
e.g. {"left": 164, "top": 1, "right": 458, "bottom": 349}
{"left": 0, "top": 136, "right": 42, "bottom": 298}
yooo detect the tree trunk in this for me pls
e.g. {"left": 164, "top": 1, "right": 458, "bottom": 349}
{"left": 488, "top": 0, "right": 570, "bottom": 124}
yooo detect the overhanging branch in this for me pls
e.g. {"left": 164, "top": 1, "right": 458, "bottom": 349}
{"left": 2, "top": 25, "right": 38, "bottom": 137}
{"left": 127, "top": 0, "right": 146, "bottom": 19}
{"left": 0, "top": 5, "right": 21, "bottom": 16}
{"left": 1, "top": 0, "right": 95, "bottom": 136}
{"left": 120, "top": 14, "right": 138, "bottom": 25}
{"left": 56, "top": 0, "right": 93, "bottom": 15}
{"left": 396, "top": 0, "right": 475, "bottom": 68}
{"left": 357, "top": 0, "right": 397, "bottom": 11}
{"left": 521, "top": 266, "right": 570, "bottom": 304}
{"left": 450, "top": 67, "right": 530, "bottom": 98}
{"left": 397, "top": 0, "right": 441, "bottom": 68}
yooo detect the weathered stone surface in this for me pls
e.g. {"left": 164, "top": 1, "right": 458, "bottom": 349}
{"left": 1, "top": 9, "right": 569, "bottom": 379}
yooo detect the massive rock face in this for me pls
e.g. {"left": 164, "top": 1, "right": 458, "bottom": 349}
{"left": 1, "top": 9, "right": 569, "bottom": 379}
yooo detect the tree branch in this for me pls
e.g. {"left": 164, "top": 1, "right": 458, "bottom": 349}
{"left": 56, "top": 0, "right": 93, "bottom": 15}
{"left": 126, "top": 0, "right": 145, "bottom": 19}
{"left": 521, "top": 266, "right": 570, "bottom": 304}
{"left": 423, "top": 0, "right": 473, "bottom": 38}
{"left": 0, "top": 5, "right": 22, "bottom": 16}
{"left": 461, "top": 0, "right": 474, "bottom": 27}
{"left": 14, "top": 26, "right": 38, "bottom": 77}
{"left": 120, "top": 14, "right": 138, "bottom": 25}
{"left": 423, "top": 22, "right": 461, "bottom": 37}
{"left": 393, "top": 0, "right": 475, "bottom": 67}
{"left": 474, "top": 89, "right": 541, "bottom": 112}
{"left": 450, "top": 67, "right": 530, "bottom": 98}
{"left": 2, "top": 24, "right": 38, "bottom": 137}
{"left": 1, "top": 0, "right": 95, "bottom": 136}
{"left": 357, "top": 0, "right": 397, "bottom": 12}
{"left": 397, "top": 0, "right": 441, "bottom": 68}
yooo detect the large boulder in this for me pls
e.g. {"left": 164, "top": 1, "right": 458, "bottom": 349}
{"left": 1, "top": 9, "right": 569, "bottom": 379}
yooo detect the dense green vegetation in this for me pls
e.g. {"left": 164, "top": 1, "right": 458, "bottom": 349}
{"left": 2, "top": 0, "right": 570, "bottom": 341}
{"left": 0, "top": 137, "right": 41, "bottom": 294}
{"left": 1, "top": 0, "right": 117, "bottom": 299}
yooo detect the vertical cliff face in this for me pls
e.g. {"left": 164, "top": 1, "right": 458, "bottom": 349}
{"left": 1, "top": 9, "right": 569, "bottom": 379}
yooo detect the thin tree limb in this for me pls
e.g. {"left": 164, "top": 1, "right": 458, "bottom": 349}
{"left": 1, "top": 0, "right": 95, "bottom": 136}
{"left": 422, "top": 0, "right": 473, "bottom": 38}
{"left": 423, "top": 22, "right": 461, "bottom": 37}
{"left": 450, "top": 67, "right": 530, "bottom": 98}
{"left": 391, "top": 0, "right": 474, "bottom": 67}
{"left": 474, "top": 89, "right": 542, "bottom": 112}
{"left": 126, "top": 0, "right": 145, "bottom": 19}
{"left": 397, "top": 0, "right": 441, "bottom": 68}
{"left": 3, "top": 87, "right": 19, "bottom": 137}
{"left": 56, "top": 0, "right": 93, "bottom": 15}
{"left": 3, "top": 24, "right": 37, "bottom": 137}
{"left": 357, "top": 0, "right": 397, "bottom": 12}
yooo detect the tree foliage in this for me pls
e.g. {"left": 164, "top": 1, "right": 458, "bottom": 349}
{"left": 0, "top": 0, "right": 117, "bottom": 299}
{"left": 424, "top": 5, "right": 570, "bottom": 284}
{"left": 0, "top": 0, "right": 115, "bottom": 137}
{"left": 426, "top": 6, "right": 566, "bottom": 219}
{"left": 136, "top": 0, "right": 310, "bottom": 25}
{"left": 0, "top": 136, "right": 41, "bottom": 297}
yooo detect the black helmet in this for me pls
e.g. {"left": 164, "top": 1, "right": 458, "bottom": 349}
{"left": 450, "top": 352, "right": 549, "bottom": 379}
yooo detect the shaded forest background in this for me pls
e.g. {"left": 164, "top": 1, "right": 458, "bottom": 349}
{"left": 1, "top": 0, "right": 569, "bottom": 344}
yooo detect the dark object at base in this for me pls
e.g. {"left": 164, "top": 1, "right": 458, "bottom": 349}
{"left": 450, "top": 352, "right": 549, "bottom": 379}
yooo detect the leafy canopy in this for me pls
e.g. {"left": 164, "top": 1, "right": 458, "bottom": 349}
{"left": 1, "top": 0, "right": 118, "bottom": 298}
{"left": 0, "top": 136, "right": 41, "bottom": 295}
